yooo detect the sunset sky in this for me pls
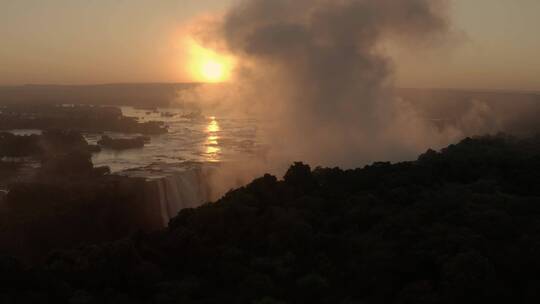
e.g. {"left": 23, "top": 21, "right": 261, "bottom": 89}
{"left": 1, "top": 0, "right": 539, "bottom": 90}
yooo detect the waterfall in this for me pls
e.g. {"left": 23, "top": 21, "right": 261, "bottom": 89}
{"left": 152, "top": 167, "right": 211, "bottom": 226}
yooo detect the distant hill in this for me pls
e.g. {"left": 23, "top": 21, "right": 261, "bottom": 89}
{"left": 2, "top": 84, "right": 538, "bottom": 108}
{"left": 0, "top": 83, "right": 199, "bottom": 107}
{"left": 2, "top": 84, "right": 540, "bottom": 135}
{"left": 397, "top": 88, "right": 540, "bottom": 119}
{"left": 397, "top": 88, "right": 540, "bottom": 136}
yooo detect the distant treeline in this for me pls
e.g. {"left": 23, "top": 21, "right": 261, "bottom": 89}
{"left": 3, "top": 133, "right": 540, "bottom": 303}
{"left": 0, "top": 83, "right": 198, "bottom": 107}
{"left": 0, "top": 104, "right": 167, "bottom": 134}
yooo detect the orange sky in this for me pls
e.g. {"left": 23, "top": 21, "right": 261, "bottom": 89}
{"left": 1, "top": 0, "right": 539, "bottom": 91}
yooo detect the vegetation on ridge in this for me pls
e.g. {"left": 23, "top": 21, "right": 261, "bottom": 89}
{"left": 2, "top": 134, "right": 540, "bottom": 303}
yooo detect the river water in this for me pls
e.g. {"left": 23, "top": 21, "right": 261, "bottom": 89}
{"left": 87, "top": 106, "right": 263, "bottom": 178}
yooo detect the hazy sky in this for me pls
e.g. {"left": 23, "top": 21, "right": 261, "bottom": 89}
{"left": 1, "top": 0, "right": 539, "bottom": 90}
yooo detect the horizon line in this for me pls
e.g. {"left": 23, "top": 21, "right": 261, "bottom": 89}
{"left": 0, "top": 83, "right": 538, "bottom": 94}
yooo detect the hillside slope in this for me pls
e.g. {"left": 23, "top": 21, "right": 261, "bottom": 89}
{"left": 3, "top": 134, "right": 540, "bottom": 303}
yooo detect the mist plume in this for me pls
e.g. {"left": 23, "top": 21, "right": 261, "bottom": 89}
{"left": 190, "top": 0, "right": 461, "bottom": 168}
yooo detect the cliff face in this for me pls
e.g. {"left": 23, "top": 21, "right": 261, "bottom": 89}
{"left": 0, "top": 176, "right": 165, "bottom": 263}
{"left": 0, "top": 166, "right": 217, "bottom": 263}
{"left": 0, "top": 130, "right": 168, "bottom": 263}
{"left": 0, "top": 131, "right": 223, "bottom": 263}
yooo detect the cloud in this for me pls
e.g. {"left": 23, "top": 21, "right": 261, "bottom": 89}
{"left": 193, "top": 0, "right": 454, "bottom": 167}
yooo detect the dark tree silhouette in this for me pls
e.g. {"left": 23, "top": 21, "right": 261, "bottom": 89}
{"left": 2, "top": 134, "right": 540, "bottom": 303}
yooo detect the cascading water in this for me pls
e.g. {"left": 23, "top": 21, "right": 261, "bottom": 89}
{"left": 152, "top": 167, "right": 211, "bottom": 226}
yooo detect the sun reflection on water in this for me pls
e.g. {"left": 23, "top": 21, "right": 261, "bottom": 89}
{"left": 207, "top": 117, "right": 220, "bottom": 133}
{"left": 205, "top": 117, "right": 221, "bottom": 162}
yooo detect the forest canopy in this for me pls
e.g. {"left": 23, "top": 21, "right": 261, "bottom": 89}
{"left": 2, "top": 134, "right": 540, "bottom": 303}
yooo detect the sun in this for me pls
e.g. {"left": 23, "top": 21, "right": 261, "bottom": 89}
{"left": 201, "top": 59, "right": 225, "bottom": 82}
{"left": 185, "top": 38, "right": 235, "bottom": 83}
